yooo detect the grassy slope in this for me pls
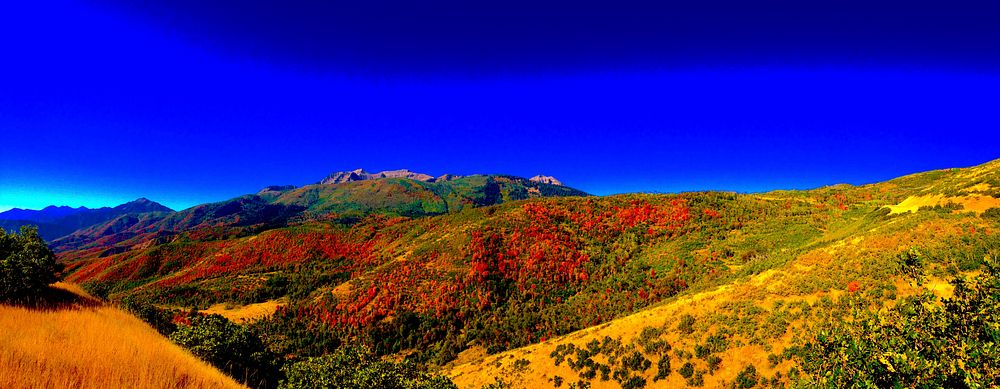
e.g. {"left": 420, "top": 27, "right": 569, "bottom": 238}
{"left": 448, "top": 160, "right": 1000, "bottom": 388}
{"left": 0, "top": 283, "right": 244, "bottom": 389}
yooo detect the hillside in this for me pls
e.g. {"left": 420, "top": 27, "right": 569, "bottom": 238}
{"left": 57, "top": 158, "right": 1000, "bottom": 388}
{"left": 446, "top": 159, "right": 1000, "bottom": 388}
{"left": 0, "top": 283, "right": 243, "bottom": 389}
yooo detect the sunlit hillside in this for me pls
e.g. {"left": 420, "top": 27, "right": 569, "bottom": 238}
{"left": 0, "top": 283, "right": 244, "bottom": 389}
{"left": 447, "top": 160, "right": 1000, "bottom": 388}
{"left": 53, "top": 158, "right": 1000, "bottom": 388}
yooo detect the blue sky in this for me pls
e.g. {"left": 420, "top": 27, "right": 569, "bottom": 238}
{"left": 2, "top": 1, "right": 999, "bottom": 212}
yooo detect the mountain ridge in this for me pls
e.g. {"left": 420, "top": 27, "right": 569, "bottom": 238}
{"left": 0, "top": 199, "right": 174, "bottom": 242}
{"left": 46, "top": 173, "right": 589, "bottom": 252}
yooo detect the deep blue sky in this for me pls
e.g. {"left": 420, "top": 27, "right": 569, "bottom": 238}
{"left": 2, "top": 0, "right": 999, "bottom": 212}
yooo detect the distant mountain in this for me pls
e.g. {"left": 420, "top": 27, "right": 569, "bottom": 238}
{"left": 320, "top": 168, "right": 571, "bottom": 189}
{"left": 0, "top": 205, "right": 89, "bottom": 223}
{"left": 52, "top": 171, "right": 590, "bottom": 252}
{"left": 0, "top": 199, "right": 174, "bottom": 241}
{"left": 281, "top": 174, "right": 588, "bottom": 219}
{"left": 111, "top": 198, "right": 173, "bottom": 214}
{"left": 529, "top": 175, "right": 563, "bottom": 186}
{"left": 320, "top": 168, "right": 435, "bottom": 184}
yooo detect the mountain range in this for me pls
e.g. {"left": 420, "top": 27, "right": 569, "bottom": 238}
{"left": 0, "top": 199, "right": 173, "bottom": 241}
{"left": 2, "top": 170, "right": 583, "bottom": 251}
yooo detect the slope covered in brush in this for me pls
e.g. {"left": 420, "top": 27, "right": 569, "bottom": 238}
{"left": 447, "top": 160, "right": 1000, "bottom": 388}
{"left": 60, "top": 159, "right": 1000, "bottom": 388}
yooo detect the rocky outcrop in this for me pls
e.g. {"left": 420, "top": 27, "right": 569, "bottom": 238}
{"left": 320, "top": 168, "right": 371, "bottom": 184}
{"left": 320, "top": 169, "right": 436, "bottom": 184}
{"left": 377, "top": 169, "right": 435, "bottom": 182}
{"left": 320, "top": 169, "right": 565, "bottom": 187}
{"left": 529, "top": 175, "right": 563, "bottom": 186}
{"left": 258, "top": 185, "right": 296, "bottom": 194}
{"left": 435, "top": 174, "right": 463, "bottom": 182}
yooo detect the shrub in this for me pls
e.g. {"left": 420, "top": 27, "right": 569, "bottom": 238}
{"left": 653, "top": 355, "right": 671, "bottom": 381}
{"left": 766, "top": 353, "right": 781, "bottom": 367}
{"left": 567, "top": 380, "right": 591, "bottom": 389}
{"left": 251, "top": 309, "right": 342, "bottom": 361}
{"left": 735, "top": 364, "right": 758, "bottom": 388}
{"left": 637, "top": 326, "right": 670, "bottom": 355}
{"left": 620, "top": 375, "right": 647, "bottom": 389}
{"left": 704, "top": 332, "right": 728, "bottom": 354}
{"left": 794, "top": 255, "right": 1000, "bottom": 387}
{"left": 120, "top": 296, "right": 177, "bottom": 336}
{"left": 280, "top": 346, "right": 456, "bottom": 389}
{"left": 170, "top": 314, "right": 281, "bottom": 388}
{"left": 621, "top": 351, "right": 651, "bottom": 372}
{"left": 687, "top": 370, "right": 705, "bottom": 387}
{"left": 679, "top": 362, "right": 695, "bottom": 378}
{"left": 677, "top": 314, "right": 696, "bottom": 335}
{"left": 706, "top": 355, "right": 722, "bottom": 373}
{"left": 694, "top": 344, "right": 709, "bottom": 359}
{"left": 0, "top": 226, "right": 62, "bottom": 300}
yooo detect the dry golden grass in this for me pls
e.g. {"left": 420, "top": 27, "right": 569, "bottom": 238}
{"left": 0, "top": 283, "right": 244, "bottom": 389}
{"left": 200, "top": 300, "right": 284, "bottom": 324}
{"left": 447, "top": 273, "right": 782, "bottom": 389}
{"left": 887, "top": 194, "right": 1000, "bottom": 214}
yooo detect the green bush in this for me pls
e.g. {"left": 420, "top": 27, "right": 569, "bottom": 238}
{"left": 794, "top": 256, "right": 1000, "bottom": 387}
{"left": 687, "top": 369, "right": 705, "bottom": 387}
{"left": 984, "top": 207, "right": 1000, "bottom": 222}
{"left": 251, "top": 308, "right": 342, "bottom": 360}
{"left": 637, "top": 326, "right": 670, "bottom": 355}
{"left": 677, "top": 314, "right": 696, "bottom": 335}
{"left": 280, "top": 346, "right": 456, "bottom": 389}
{"left": 706, "top": 355, "right": 722, "bottom": 373}
{"left": 0, "top": 226, "right": 62, "bottom": 300}
{"left": 679, "top": 362, "right": 695, "bottom": 378}
{"left": 734, "top": 364, "right": 758, "bottom": 388}
{"left": 620, "top": 375, "right": 647, "bottom": 389}
{"left": 120, "top": 296, "right": 177, "bottom": 336}
{"left": 653, "top": 355, "right": 671, "bottom": 381}
{"left": 621, "top": 351, "right": 651, "bottom": 372}
{"left": 170, "top": 314, "right": 281, "bottom": 388}
{"left": 694, "top": 344, "right": 709, "bottom": 359}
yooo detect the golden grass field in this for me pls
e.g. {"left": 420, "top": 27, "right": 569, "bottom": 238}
{"left": 200, "top": 299, "right": 284, "bottom": 324}
{"left": 0, "top": 283, "right": 244, "bottom": 389}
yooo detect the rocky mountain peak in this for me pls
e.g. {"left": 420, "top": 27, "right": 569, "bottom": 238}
{"left": 529, "top": 175, "right": 563, "bottom": 186}
{"left": 114, "top": 198, "right": 174, "bottom": 213}
{"left": 258, "top": 185, "right": 297, "bottom": 194}
{"left": 320, "top": 168, "right": 436, "bottom": 184}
